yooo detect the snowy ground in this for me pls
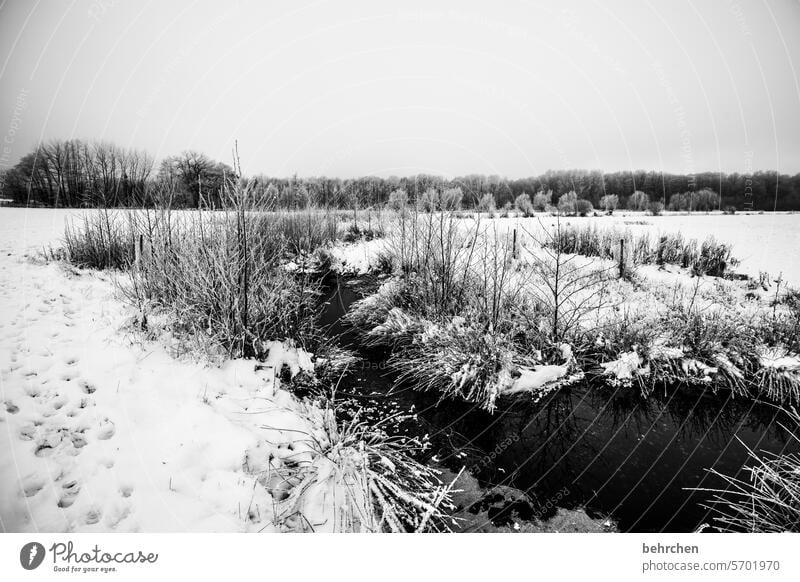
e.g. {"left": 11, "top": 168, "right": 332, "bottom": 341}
{"left": 0, "top": 208, "right": 336, "bottom": 532}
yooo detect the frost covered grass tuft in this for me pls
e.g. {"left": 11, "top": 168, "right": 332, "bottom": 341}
{"left": 389, "top": 318, "right": 522, "bottom": 411}
{"left": 271, "top": 399, "right": 456, "bottom": 532}
{"left": 700, "top": 407, "right": 800, "bottom": 532}
{"left": 51, "top": 210, "right": 136, "bottom": 270}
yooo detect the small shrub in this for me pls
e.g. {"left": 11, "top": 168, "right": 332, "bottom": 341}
{"left": 627, "top": 190, "right": 649, "bottom": 211}
{"left": 557, "top": 191, "right": 578, "bottom": 215}
{"left": 57, "top": 210, "right": 136, "bottom": 270}
{"left": 532, "top": 190, "right": 552, "bottom": 212}
{"left": 440, "top": 187, "right": 463, "bottom": 211}
{"left": 515, "top": 193, "right": 533, "bottom": 216}
{"left": 723, "top": 205, "right": 737, "bottom": 215}
{"left": 387, "top": 189, "right": 409, "bottom": 211}
{"left": 418, "top": 188, "right": 439, "bottom": 212}
{"left": 647, "top": 201, "right": 664, "bottom": 216}
{"left": 576, "top": 199, "right": 593, "bottom": 217}
{"left": 476, "top": 192, "right": 496, "bottom": 213}
{"left": 599, "top": 194, "right": 619, "bottom": 213}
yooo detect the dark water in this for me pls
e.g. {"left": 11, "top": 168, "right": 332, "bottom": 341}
{"left": 319, "top": 276, "right": 800, "bottom": 533}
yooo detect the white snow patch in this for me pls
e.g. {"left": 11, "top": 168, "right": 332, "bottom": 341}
{"left": 600, "top": 350, "right": 646, "bottom": 380}
{"left": 504, "top": 365, "right": 569, "bottom": 395}
{"left": 758, "top": 347, "right": 800, "bottom": 371}
{"left": 328, "top": 238, "right": 387, "bottom": 275}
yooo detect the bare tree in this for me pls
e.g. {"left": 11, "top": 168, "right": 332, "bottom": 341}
{"left": 521, "top": 216, "right": 616, "bottom": 342}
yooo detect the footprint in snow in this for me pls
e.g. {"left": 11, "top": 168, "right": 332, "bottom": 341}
{"left": 18, "top": 425, "right": 37, "bottom": 441}
{"left": 96, "top": 419, "right": 115, "bottom": 440}
{"left": 57, "top": 480, "right": 80, "bottom": 508}
{"left": 84, "top": 508, "right": 102, "bottom": 525}
{"left": 71, "top": 431, "right": 88, "bottom": 450}
{"left": 21, "top": 474, "right": 46, "bottom": 498}
{"left": 34, "top": 443, "right": 56, "bottom": 457}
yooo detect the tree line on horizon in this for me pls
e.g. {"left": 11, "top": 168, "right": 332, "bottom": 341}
{"left": 2, "top": 138, "right": 800, "bottom": 211}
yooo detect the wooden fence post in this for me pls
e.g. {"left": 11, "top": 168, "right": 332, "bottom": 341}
{"left": 619, "top": 238, "right": 625, "bottom": 279}
{"left": 134, "top": 234, "right": 143, "bottom": 269}
{"left": 512, "top": 227, "right": 518, "bottom": 259}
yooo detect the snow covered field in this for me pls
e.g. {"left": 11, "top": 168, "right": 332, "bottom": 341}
{"left": 510, "top": 212, "right": 800, "bottom": 285}
{"left": 5, "top": 208, "right": 799, "bottom": 283}
{"left": 0, "top": 208, "right": 342, "bottom": 532}
{"left": 1, "top": 207, "right": 798, "bottom": 532}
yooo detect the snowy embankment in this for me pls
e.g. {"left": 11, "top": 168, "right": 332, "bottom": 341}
{"left": 0, "top": 209, "right": 342, "bottom": 532}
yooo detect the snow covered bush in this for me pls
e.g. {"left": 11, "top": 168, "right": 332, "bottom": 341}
{"left": 515, "top": 193, "right": 534, "bottom": 216}
{"left": 387, "top": 188, "right": 409, "bottom": 211}
{"left": 557, "top": 191, "right": 578, "bottom": 215}
{"left": 440, "top": 187, "right": 463, "bottom": 211}
{"left": 476, "top": 192, "right": 496, "bottom": 213}
{"left": 418, "top": 188, "right": 439, "bottom": 212}
{"left": 647, "top": 201, "right": 664, "bottom": 216}
{"left": 532, "top": 190, "right": 552, "bottom": 212}
{"left": 627, "top": 190, "right": 649, "bottom": 211}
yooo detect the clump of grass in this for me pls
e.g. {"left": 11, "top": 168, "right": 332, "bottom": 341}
{"left": 755, "top": 346, "right": 800, "bottom": 403}
{"left": 693, "top": 238, "right": 733, "bottom": 277}
{"left": 342, "top": 221, "right": 385, "bottom": 243}
{"left": 272, "top": 399, "right": 456, "bottom": 532}
{"left": 270, "top": 208, "right": 341, "bottom": 254}
{"left": 389, "top": 319, "right": 521, "bottom": 411}
{"left": 700, "top": 407, "right": 800, "bottom": 532}
{"left": 551, "top": 223, "right": 737, "bottom": 277}
{"left": 53, "top": 210, "right": 136, "bottom": 270}
{"left": 122, "top": 186, "right": 323, "bottom": 359}
{"left": 53, "top": 182, "right": 347, "bottom": 359}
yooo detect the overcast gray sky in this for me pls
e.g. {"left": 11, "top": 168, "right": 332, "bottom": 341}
{"left": 1, "top": 0, "right": 799, "bottom": 178}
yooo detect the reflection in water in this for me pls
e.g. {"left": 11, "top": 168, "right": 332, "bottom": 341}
{"left": 443, "top": 384, "right": 797, "bottom": 532}
{"left": 320, "top": 277, "right": 799, "bottom": 532}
